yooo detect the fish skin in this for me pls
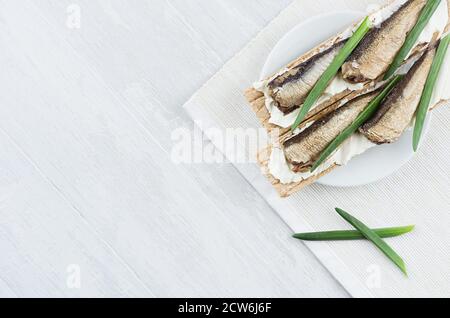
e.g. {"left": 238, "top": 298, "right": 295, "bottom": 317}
{"left": 342, "top": 0, "right": 427, "bottom": 83}
{"left": 360, "top": 47, "right": 436, "bottom": 144}
{"left": 268, "top": 42, "right": 345, "bottom": 114}
{"left": 283, "top": 91, "right": 379, "bottom": 171}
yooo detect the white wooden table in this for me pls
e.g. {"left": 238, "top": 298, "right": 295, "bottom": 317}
{"left": 0, "top": 0, "right": 348, "bottom": 297}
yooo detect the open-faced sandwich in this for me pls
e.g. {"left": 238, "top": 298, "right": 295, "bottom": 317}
{"left": 244, "top": 0, "right": 450, "bottom": 197}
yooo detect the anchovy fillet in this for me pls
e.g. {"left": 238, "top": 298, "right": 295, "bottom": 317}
{"left": 283, "top": 91, "right": 379, "bottom": 171}
{"left": 342, "top": 0, "right": 427, "bottom": 83}
{"left": 268, "top": 41, "right": 345, "bottom": 114}
{"left": 360, "top": 47, "right": 436, "bottom": 144}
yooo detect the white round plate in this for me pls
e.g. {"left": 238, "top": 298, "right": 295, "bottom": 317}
{"left": 260, "top": 11, "right": 430, "bottom": 187}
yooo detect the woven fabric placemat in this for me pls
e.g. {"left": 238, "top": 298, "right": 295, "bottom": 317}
{"left": 183, "top": 0, "right": 450, "bottom": 297}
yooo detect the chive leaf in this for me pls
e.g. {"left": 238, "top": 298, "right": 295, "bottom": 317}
{"left": 335, "top": 208, "right": 407, "bottom": 276}
{"left": 291, "top": 17, "right": 372, "bottom": 132}
{"left": 293, "top": 225, "right": 415, "bottom": 241}
{"left": 413, "top": 33, "right": 450, "bottom": 151}
{"left": 310, "top": 75, "right": 403, "bottom": 172}
{"left": 384, "top": 0, "right": 442, "bottom": 79}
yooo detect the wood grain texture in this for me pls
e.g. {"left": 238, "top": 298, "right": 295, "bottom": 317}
{"left": 0, "top": 0, "right": 347, "bottom": 297}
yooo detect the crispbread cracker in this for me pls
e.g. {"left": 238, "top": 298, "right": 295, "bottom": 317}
{"left": 249, "top": 0, "right": 450, "bottom": 197}
{"left": 259, "top": 96, "right": 449, "bottom": 197}
{"left": 246, "top": 0, "right": 450, "bottom": 134}
{"left": 257, "top": 146, "right": 338, "bottom": 198}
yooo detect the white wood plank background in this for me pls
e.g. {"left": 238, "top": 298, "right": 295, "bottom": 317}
{"left": 0, "top": 0, "right": 349, "bottom": 297}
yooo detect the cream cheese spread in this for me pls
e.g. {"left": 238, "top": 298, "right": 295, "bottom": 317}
{"left": 254, "top": 0, "right": 448, "bottom": 129}
{"left": 261, "top": 1, "right": 449, "bottom": 184}
{"left": 268, "top": 134, "right": 376, "bottom": 184}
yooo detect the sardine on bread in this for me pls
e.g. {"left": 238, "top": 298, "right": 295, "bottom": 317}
{"left": 245, "top": 0, "right": 450, "bottom": 197}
